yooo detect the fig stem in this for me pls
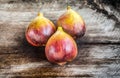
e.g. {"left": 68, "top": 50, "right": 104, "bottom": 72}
{"left": 38, "top": 12, "right": 43, "bottom": 17}
{"left": 67, "top": 6, "right": 71, "bottom": 10}
{"left": 58, "top": 26, "right": 63, "bottom": 31}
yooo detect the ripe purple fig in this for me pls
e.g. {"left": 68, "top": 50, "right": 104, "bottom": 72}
{"left": 25, "top": 13, "right": 56, "bottom": 46}
{"left": 57, "top": 6, "right": 86, "bottom": 38}
{"left": 45, "top": 26, "right": 78, "bottom": 65}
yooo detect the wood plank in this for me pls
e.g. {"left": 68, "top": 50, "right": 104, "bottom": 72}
{"left": 0, "top": 44, "right": 120, "bottom": 77}
{"left": 0, "top": 1, "right": 120, "bottom": 77}
{"left": 0, "top": 1, "right": 119, "bottom": 44}
{"left": 2, "top": 65, "right": 120, "bottom": 77}
{"left": 0, "top": 21, "right": 119, "bottom": 47}
{"left": 0, "top": 0, "right": 119, "bottom": 21}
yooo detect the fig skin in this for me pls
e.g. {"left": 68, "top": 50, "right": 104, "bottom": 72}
{"left": 25, "top": 13, "right": 56, "bottom": 46}
{"left": 57, "top": 6, "right": 86, "bottom": 38}
{"left": 45, "top": 27, "right": 78, "bottom": 65}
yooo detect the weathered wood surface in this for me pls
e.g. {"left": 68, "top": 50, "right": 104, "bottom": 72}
{"left": 0, "top": 44, "right": 120, "bottom": 77}
{"left": 0, "top": 0, "right": 120, "bottom": 78}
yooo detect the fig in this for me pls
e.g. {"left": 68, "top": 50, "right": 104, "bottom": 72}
{"left": 25, "top": 13, "right": 56, "bottom": 46}
{"left": 57, "top": 6, "right": 86, "bottom": 38}
{"left": 45, "top": 26, "right": 78, "bottom": 65}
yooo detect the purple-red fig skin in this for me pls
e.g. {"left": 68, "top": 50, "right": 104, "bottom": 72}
{"left": 45, "top": 27, "right": 78, "bottom": 65}
{"left": 57, "top": 6, "right": 86, "bottom": 38}
{"left": 62, "top": 22, "right": 86, "bottom": 38}
{"left": 25, "top": 13, "right": 56, "bottom": 46}
{"left": 26, "top": 25, "right": 55, "bottom": 46}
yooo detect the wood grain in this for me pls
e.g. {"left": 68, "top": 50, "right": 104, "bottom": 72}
{"left": 0, "top": 44, "right": 120, "bottom": 77}
{"left": 0, "top": 1, "right": 119, "bottom": 44}
{"left": 0, "top": 20, "right": 119, "bottom": 48}
{"left": 0, "top": 0, "right": 120, "bottom": 78}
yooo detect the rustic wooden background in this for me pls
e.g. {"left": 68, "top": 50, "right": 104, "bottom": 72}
{"left": 0, "top": 0, "right": 120, "bottom": 78}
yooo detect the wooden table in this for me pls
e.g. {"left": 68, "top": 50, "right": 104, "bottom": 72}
{"left": 0, "top": 0, "right": 120, "bottom": 78}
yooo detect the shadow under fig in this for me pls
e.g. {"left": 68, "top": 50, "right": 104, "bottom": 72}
{"left": 14, "top": 30, "right": 47, "bottom": 62}
{"left": 13, "top": 30, "right": 92, "bottom": 65}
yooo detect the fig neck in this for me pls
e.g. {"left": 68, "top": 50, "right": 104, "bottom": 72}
{"left": 67, "top": 6, "right": 71, "bottom": 10}
{"left": 38, "top": 12, "right": 43, "bottom": 17}
{"left": 57, "top": 26, "right": 63, "bottom": 31}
